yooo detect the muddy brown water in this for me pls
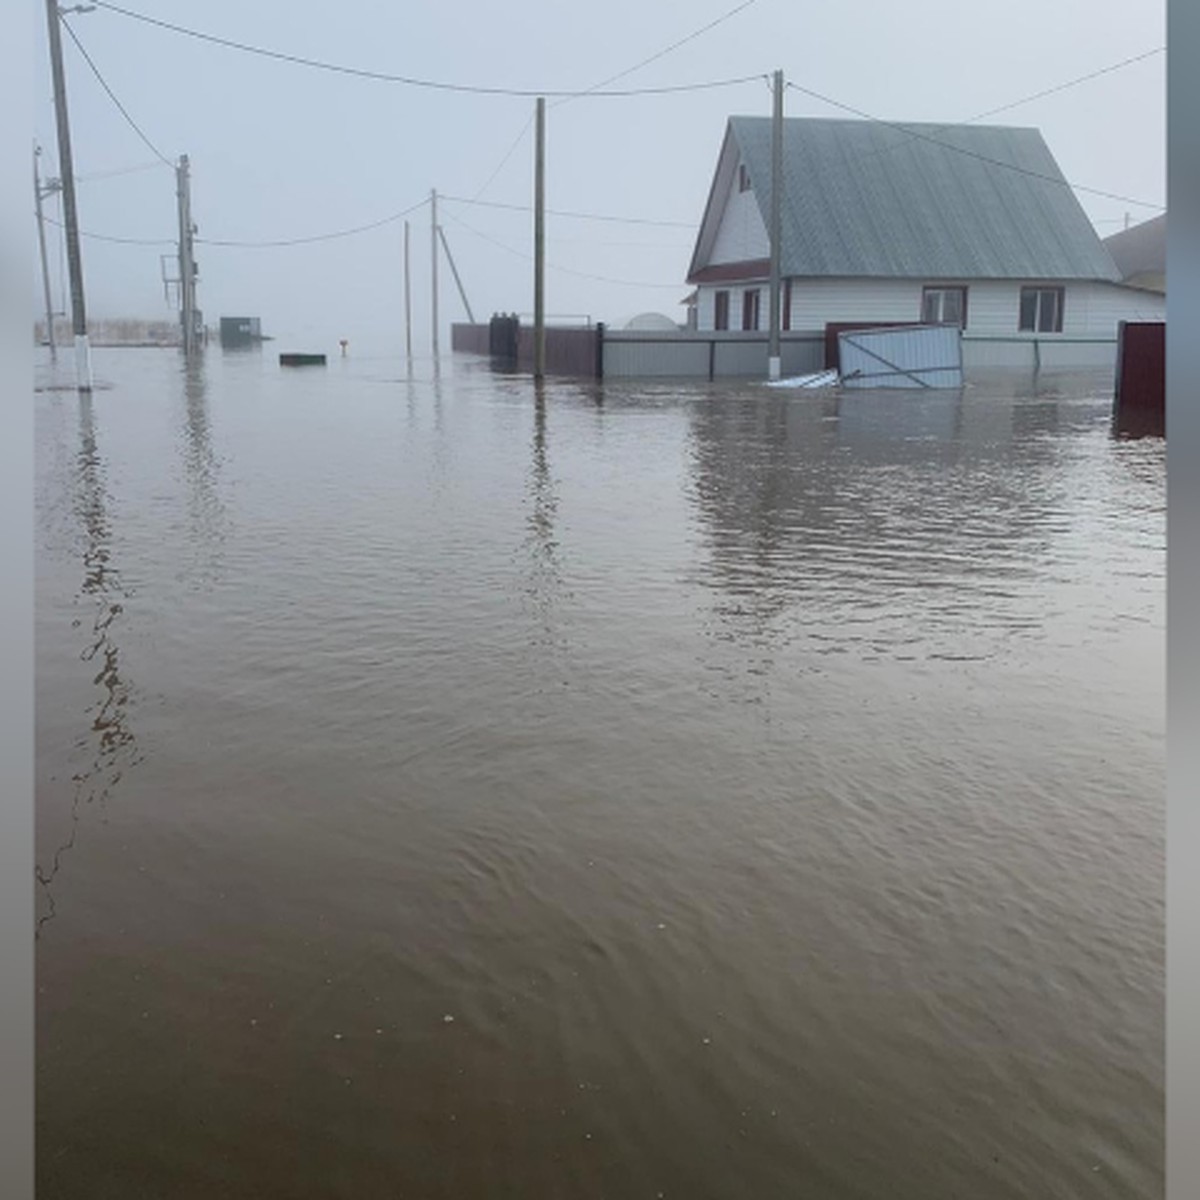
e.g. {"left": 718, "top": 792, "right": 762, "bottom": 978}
{"left": 35, "top": 349, "right": 1163, "bottom": 1198}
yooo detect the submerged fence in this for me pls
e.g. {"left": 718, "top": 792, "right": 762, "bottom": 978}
{"left": 451, "top": 317, "right": 1123, "bottom": 381}
{"left": 451, "top": 318, "right": 826, "bottom": 380}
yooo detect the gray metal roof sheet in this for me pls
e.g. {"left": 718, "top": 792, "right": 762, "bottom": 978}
{"left": 727, "top": 117, "right": 1121, "bottom": 281}
{"left": 1102, "top": 213, "right": 1166, "bottom": 280}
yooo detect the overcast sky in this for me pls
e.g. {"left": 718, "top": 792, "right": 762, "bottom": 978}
{"left": 31, "top": 0, "right": 1166, "bottom": 349}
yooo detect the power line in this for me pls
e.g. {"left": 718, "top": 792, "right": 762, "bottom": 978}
{"left": 470, "top": 113, "right": 535, "bottom": 201}
{"left": 441, "top": 207, "right": 684, "bottom": 290}
{"left": 41, "top": 197, "right": 431, "bottom": 248}
{"left": 195, "top": 197, "right": 428, "bottom": 246}
{"left": 555, "top": 0, "right": 760, "bottom": 106}
{"left": 468, "top": 1, "right": 758, "bottom": 202}
{"left": 831, "top": 45, "right": 1167, "bottom": 172}
{"left": 784, "top": 81, "right": 1164, "bottom": 210}
{"left": 441, "top": 193, "right": 695, "bottom": 229}
{"left": 61, "top": 15, "right": 174, "bottom": 167}
{"left": 92, "top": 2, "right": 763, "bottom": 98}
{"left": 41, "top": 213, "right": 173, "bottom": 245}
{"left": 75, "top": 160, "right": 170, "bottom": 183}
{"left": 964, "top": 46, "right": 1164, "bottom": 124}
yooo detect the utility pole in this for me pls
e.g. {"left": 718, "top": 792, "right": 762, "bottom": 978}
{"left": 430, "top": 188, "right": 440, "bottom": 360}
{"left": 404, "top": 219, "right": 413, "bottom": 365}
{"left": 176, "top": 154, "right": 199, "bottom": 357}
{"left": 437, "top": 226, "right": 475, "bottom": 324}
{"left": 533, "top": 96, "right": 546, "bottom": 380}
{"left": 33, "top": 144, "right": 58, "bottom": 362}
{"left": 44, "top": 0, "right": 92, "bottom": 390}
{"left": 767, "top": 67, "right": 784, "bottom": 381}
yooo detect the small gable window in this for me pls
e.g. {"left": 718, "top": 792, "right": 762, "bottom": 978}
{"left": 738, "top": 163, "right": 751, "bottom": 193}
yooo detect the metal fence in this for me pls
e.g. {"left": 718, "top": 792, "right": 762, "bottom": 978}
{"left": 451, "top": 320, "right": 1122, "bottom": 380}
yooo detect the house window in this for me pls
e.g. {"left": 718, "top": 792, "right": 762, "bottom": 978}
{"left": 742, "top": 289, "right": 760, "bottom": 331}
{"left": 738, "top": 163, "right": 751, "bottom": 192}
{"left": 1019, "top": 286, "right": 1064, "bottom": 333}
{"left": 921, "top": 286, "right": 967, "bottom": 328}
{"left": 714, "top": 290, "right": 730, "bottom": 331}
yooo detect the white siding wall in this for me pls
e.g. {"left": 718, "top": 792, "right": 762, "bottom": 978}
{"left": 709, "top": 163, "right": 769, "bottom": 265}
{"left": 785, "top": 278, "right": 918, "bottom": 328}
{"left": 697, "top": 277, "right": 1165, "bottom": 342}
{"left": 1065, "top": 280, "right": 1166, "bottom": 332}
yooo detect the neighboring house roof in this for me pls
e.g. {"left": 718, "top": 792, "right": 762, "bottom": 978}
{"left": 1102, "top": 213, "right": 1166, "bottom": 289}
{"left": 687, "top": 117, "right": 1123, "bottom": 284}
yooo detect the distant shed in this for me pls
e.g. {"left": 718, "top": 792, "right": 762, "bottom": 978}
{"left": 220, "top": 316, "right": 262, "bottom": 348}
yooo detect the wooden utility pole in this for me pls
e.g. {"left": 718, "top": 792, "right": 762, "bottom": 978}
{"left": 533, "top": 97, "right": 546, "bottom": 380}
{"left": 33, "top": 144, "right": 58, "bottom": 362}
{"left": 404, "top": 219, "right": 413, "bottom": 365}
{"left": 176, "top": 154, "right": 199, "bottom": 357}
{"left": 767, "top": 68, "right": 784, "bottom": 381}
{"left": 437, "top": 226, "right": 475, "bottom": 324}
{"left": 44, "top": 0, "right": 91, "bottom": 390}
{"left": 430, "top": 188, "right": 440, "bottom": 360}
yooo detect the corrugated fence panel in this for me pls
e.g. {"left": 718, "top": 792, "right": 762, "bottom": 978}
{"left": 603, "top": 338, "right": 711, "bottom": 378}
{"left": 451, "top": 323, "right": 490, "bottom": 354}
{"left": 839, "top": 325, "right": 963, "bottom": 389}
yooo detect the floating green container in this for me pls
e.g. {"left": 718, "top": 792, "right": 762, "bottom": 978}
{"left": 279, "top": 353, "right": 327, "bottom": 367}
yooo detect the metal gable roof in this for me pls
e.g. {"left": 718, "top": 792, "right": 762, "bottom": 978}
{"left": 718, "top": 116, "right": 1121, "bottom": 282}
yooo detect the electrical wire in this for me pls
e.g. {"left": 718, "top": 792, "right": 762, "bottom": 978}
{"left": 195, "top": 197, "right": 428, "bottom": 246}
{"left": 784, "top": 80, "right": 1164, "bottom": 210}
{"left": 470, "top": 113, "right": 536, "bottom": 202}
{"left": 40, "top": 213, "right": 173, "bottom": 245}
{"left": 441, "top": 207, "right": 685, "bottom": 290}
{"left": 465, "top": 2, "right": 759, "bottom": 204}
{"left": 75, "top": 160, "right": 170, "bottom": 183}
{"left": 553, "top": 0, "right": 760, "bottom": 106}
{"left": 61, "top": 16, "right": 174, "bottom": 167}
{"left": 441, "top": 194, "right": 695, "bottom": 229}
{"left": 91, "top": 2, "right": 763, "bottom": 98}
{"left": 40, "top": 196, "right": 430, "bottom": 248}
{"left": 964, "top": 46, "right": 1164, "bottom": 125}
{"left": 824, "top": 46, "right": 1167, "bottom": 172}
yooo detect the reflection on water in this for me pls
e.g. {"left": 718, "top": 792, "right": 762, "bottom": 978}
{"left": 519, "top": 385, "right": 567, "bottom": 649}
{"left": 35, "top": 355, "right": 1163, "bottom": 1200}
{"left": 36, "top": 393, "right": 142, "bottom": 934}
{"left": 178, "top": 356, "right": 229, "bottom": 588}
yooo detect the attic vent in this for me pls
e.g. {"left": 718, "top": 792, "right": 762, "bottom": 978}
{"left": 738, "top": 163, "right": 751, "bottom": 192}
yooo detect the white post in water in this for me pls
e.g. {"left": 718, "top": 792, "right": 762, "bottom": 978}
{"left": 44, "top": 0, "right": 92, "bottom": 390}
{"left": 404, "top": 219, "right": 413, "bottom": 365}
{"left": 534, "top": 97, "right": 546, "bottom": 380}
{"left": 430, "top": 189, "right": 440, "bottom": 361}
{"left": 767, "top": 68, "right": 784, "bottom": 382}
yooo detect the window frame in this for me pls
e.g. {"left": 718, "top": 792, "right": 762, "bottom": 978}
{"left": 921, "top": 285, "right": 968, "bottom": 328}
{"left": 713, "top": 289, "right": 730, "bottom": 331}
{"left": 1018, "top": 286, "right": 1065, "bottom": 333}
{"left": 741, "top": 288, "right": 760, "bottom": 331}
{"left": 738, "top": 163, "right": 751, "bottom": 193}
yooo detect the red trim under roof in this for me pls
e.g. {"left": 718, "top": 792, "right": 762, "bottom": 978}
{"left": 686, "top": 258, "right": 771, "bottom": 285}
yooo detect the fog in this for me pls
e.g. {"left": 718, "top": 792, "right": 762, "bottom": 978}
{"left": 32, "top": 0, "right": 1165, "bottom": 348}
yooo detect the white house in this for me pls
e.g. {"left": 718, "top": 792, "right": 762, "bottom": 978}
{"left": 685, "top": 117, "right": 1165, "bottom": 369}
{"left": 1103, "top": 214, "right": 1166, "bottom": 295}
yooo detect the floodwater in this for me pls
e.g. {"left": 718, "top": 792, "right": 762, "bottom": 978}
{"left": 35, "top": 347, "right": 1164, "bottom": 1199}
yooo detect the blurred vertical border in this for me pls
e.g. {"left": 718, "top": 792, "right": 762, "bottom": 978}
{"left": 0, "top": 2, "right": 35, "bottom": 1200}
{"left": 1167, "top": 2, "right": 1199, "bottom": 1199}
